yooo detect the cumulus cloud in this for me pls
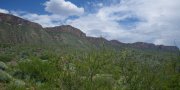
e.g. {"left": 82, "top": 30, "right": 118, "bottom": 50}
{"left": 11, "top": 11, "right": 65, "bottom": 27}
{"left": 97, "top": 3, "right": 103, "bottom": 7}
{"left": 0, "top": 8, "right": 9, "bottom": 14}
{"left": 9, "top": 0, "right": 85, "bottom": 27}
{"left": 44, "top": 0, "right": 84, "bottom": 16}
{"left": 67, "top": 0, "right": 180, "bottom": 47}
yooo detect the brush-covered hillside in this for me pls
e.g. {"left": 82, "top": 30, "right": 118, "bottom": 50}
{"left": 0, "top": 13, "right": 179, "bottom": 90}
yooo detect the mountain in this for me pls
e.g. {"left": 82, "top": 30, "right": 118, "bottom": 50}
{"left": 0, "top": 13, "right": 53, "bottom": 45}
{"left": 0, "top": 13, "right": 179, "bottom": 52}
{"left": 45, "top": 25, "right": 94, "bottom": 50}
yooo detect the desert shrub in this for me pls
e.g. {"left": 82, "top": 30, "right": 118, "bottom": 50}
{"left": 59, "top": 72, "right": 83, "bottom": 90}
{"left": 17, "top": 57, "right": 58, "bottom": 83}
{"left": 0, "top": 61, "right": 8, "bottom": 70}
{"left": 0, "top": 70, "right": 13, "bottom": 82}
{"left": 18, "top": 51, "right": 30, "bottom": 59}
{"left": 0, "top": 44, "right": 12, "bottom": 48}
{"left": 7, "top": 79, "right": 26, "bottom": 90}
{"left": 39, "top": 51, "right": 58, "bottom": 60}
{"left": 0, "top": 54, "right": 14, "bottom": 62}
{"left": 92, "top": 74, "right": 115, "bottom": 90}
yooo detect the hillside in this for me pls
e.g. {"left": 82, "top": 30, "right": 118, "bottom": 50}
{"left": 0, "top": 13, "right": 179, "bottom": 52}
{"left": 0, "top": 13, "right": 179, "bottom": 90}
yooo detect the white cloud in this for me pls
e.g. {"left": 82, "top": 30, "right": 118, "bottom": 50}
{"left": 67, "top": 0, "right": 180, "bottom": 47}
{"left": 11, "top": 11, "right": 64, "bottom": 27}
{"left": 9, "top": 0, "right": 85, "bottom": 27}
{"left": 44, "top": 0, "right": 84, "bottom": 16}
{"left": 21, "top": 14, "right": 63, "bottom": 27}
{"left": 97, "top": 3, "right": 103, "bottom": 7}
{"left": 0, "top": 8, "right": 9, "bottom": 14}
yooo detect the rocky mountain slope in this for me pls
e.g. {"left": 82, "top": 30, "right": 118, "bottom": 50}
{"left": 0, "top": 13, "right": 179, "bottom": 52}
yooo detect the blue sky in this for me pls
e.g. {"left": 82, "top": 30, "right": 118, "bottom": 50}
{"left": 0, "top": 0, "right": 109, "bottom": 14}
{"left": 0, "top": 0, "right": 47, "bottom": 14}
{"left": 0, "top": 0, "right": 180, "bottom": 47}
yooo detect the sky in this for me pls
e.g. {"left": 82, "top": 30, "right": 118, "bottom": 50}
{"left": 0, "top": 0, "right": 180, "bottom": 47}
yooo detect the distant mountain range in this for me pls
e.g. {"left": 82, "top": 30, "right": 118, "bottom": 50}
{"left": 0, "top": 13, "right": 179, "bottom": 52}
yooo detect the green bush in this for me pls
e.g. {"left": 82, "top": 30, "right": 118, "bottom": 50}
{"left": 0, "top": 70, "right": 13, "bottom": 82}
{"left": 92, "top": 74, "right": 115, "bottom": 90}
{"left": 0, "top": 44, "right": 12, "bottom": 48}
{"left": 7, "top": 79, "right": 26, "bottom": 90}
{"left": 0, "top": 54, "right": 13, "bottom": 62}
{"left": 0, "top": 61, "right": 8, "bottom": 70}
{"left": 10, "top": 79, "right": 25, "bottom": 87}
{"left": 17, "top": 58, "right": 58, "bottom": 83}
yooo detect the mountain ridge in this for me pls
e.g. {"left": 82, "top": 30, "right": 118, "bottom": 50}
{"left": 0, "top": 13, "right": 179, "bottom": 52}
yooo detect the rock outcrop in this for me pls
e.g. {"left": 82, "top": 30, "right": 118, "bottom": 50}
{"left": 45, "top": 25, "right": 86, "bottom": 38}
{"left": 0, "top": 13, "right": 41, "bottom": 29}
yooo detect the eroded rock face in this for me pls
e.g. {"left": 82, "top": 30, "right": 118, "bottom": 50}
{"left": 131, "top": 42, "right": 156, "bottom": 49}
{"left": 110, "top": 40, "right": 125, "bottom": 46}
{"left": 0, "top": 13, "right": 42, "bottom": 29}
{"left": 45, "top": 25, "right": 86, "bottom": 38}
{"left": 87, "top": 37, "right": 108, "bottom": 44}
{"left": 130, "top": 42, "right": 179, "bottom": 52}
